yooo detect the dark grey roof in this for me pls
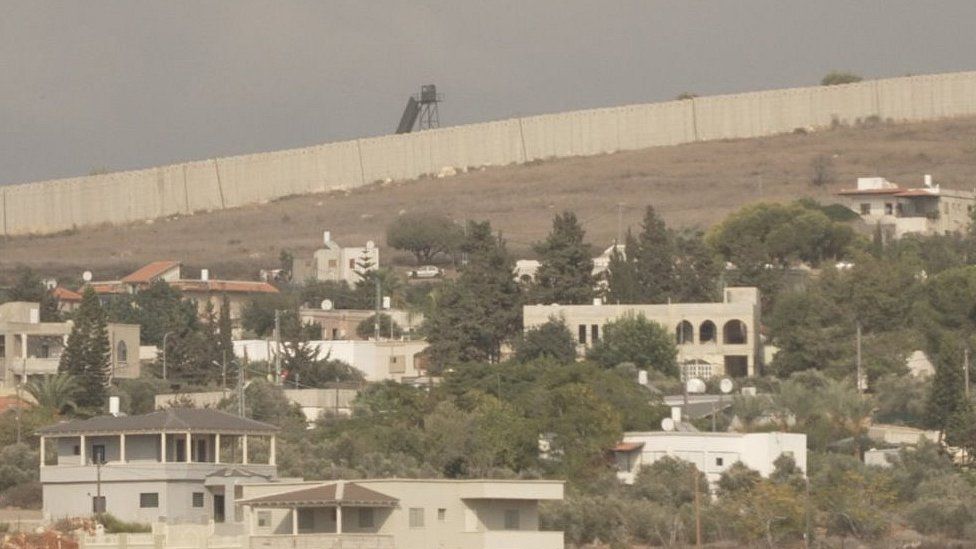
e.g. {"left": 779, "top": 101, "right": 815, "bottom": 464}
{"left": 37, "top": 408, "right": 278, "bottom": 436}
{"left": 207, "top": 467, "right": 273, "bottom": 479}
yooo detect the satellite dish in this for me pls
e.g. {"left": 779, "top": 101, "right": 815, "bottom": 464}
{"left": 82, "top": 271, "right": 93, "bottom": 282}
{"left": 686, "top": 378, "right": 706, "bottom": 394}
{"left": 320, "top": 299, "right": 333, "bottom": 310}
{"left": 660, "top": 417, "right": 676, "bottom": 432}
{"left": 720, "top": 378, "right": 734, "bottom": 394}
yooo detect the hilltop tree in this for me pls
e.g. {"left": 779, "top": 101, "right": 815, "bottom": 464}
{"left": 821, "top": 71, "right": 863, "bottom": 86}
{"left": 387, "top": 212, "right": 465, "bottom": 265}
{"left": 529, "top": 211, "right": 594, "bottom": 305}
{"left": 58, "top": 287, "right": 110, "bottom": 410}
{"left": 3, "top": 267, "right": 59, "bottom": 321}
{"left": 424, "top": 221, "right": 522, "bottom": 368}
{"left": 605, "top": 230, "right": 641, "bottom": 303}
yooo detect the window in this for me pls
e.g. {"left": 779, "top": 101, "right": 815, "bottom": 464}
{"left": 860, "top": 203, "right": 870, "bottom": 215}
{"left": 358, "top": 508, "right": 374, "bottom": 528}
{"left": 175, "top": 439, "right": 186, "bottom": 462}
{"left": 257, "top": 511, "right": 271, "bottom": 528}
{"left": 715, "top": 457, "right": 724, "bottom": 467}
{"left": 92, "top": 445, "right": 106, "bottom": 464}
{"left": 437, "top": 508, "right": 446, "bottom": 521}
{"left": 578, "top": 324, "right": 587, "bottom": 345}
{"left": 192, "top": 492, "right": 204, "bottom": 508}
{"left": 117, "top": 341, "right": 128, "bottom": 363}
{"left": 591, "top": 324, "right": 600, "bottom": 343}
{"left": 884, "top": 202, "right": 893, "bottom": 215}
{"left": 349, "top": 258, "right": 356, "bottom": 269}
{"left": 504, "top": 509, "right": 520, "bottom": 530}
{"left": 297, "top": 509, "right": 315, "bottom": 531}
{"left": 0, "top": 336, "right": 5, "bottom": 357}
{"left": 195, "top": 439, "right": 207, "bottom": 462}
{"left": 139, "top": 493, "right": 159, "bottom": 508}
{"left": 73, "top": 445, "right": 80, "bottom": 456}
{"left": 92, "top": 496, "right": 106, "bottom": 514}
{"left": 409, "top": 507, "right": 425, "bottom": 528}
{"left": 328, "top": 259, "right": 338, "bottom": 268}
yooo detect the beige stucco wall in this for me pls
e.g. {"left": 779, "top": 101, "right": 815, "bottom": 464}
{"left": 4, "top": 72, "right": 976, "bottom": 236}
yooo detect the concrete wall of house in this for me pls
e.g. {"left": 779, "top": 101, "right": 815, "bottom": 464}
{"left": 42, "top": 479, "right": 211, "bottom": 524}
{"left": 4, "top": 72, "right": 976, "bottom": 236}
{"left": 524, "top": 287, "right": 761, "bottom": 376}
{"left": 108, "top": 323, "right": 141, "bottom": 380}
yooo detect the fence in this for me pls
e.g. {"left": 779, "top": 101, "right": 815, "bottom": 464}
{"left": 3, "top": 71, "right": 976, "bottom": 236}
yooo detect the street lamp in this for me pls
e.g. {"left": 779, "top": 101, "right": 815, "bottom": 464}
{"left": 162, "top": 331, "right": 175, "bottom": 380}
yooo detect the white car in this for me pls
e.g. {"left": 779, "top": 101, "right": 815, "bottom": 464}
{"left": 411, "top": 265, "right": 442, "bottom": 279}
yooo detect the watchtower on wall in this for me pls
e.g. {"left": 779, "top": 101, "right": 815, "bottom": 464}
{"left": 395, "top": 84, "right": 443, "bottom": 134}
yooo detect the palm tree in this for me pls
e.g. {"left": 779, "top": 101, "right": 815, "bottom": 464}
{"left": 25, "top": 374, "right": 84, "bottom": 415}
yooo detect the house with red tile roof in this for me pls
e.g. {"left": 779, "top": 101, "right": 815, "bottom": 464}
{"left": 86, "top": 262, "right": 279, "bottom": 336}
{"left": 837, "top": 175, "right": 976, "bottom": 239}
{"left": 50, "top": 287, "right": 82, "bottom": 313}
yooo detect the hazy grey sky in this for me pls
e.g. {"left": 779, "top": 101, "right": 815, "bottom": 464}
{"left": 2, "top": 1, "right": 975, "bottom": 185}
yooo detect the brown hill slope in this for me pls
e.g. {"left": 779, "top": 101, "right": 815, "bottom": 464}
{"left": 3, "top": 116, "right": 976, "bottom": 283}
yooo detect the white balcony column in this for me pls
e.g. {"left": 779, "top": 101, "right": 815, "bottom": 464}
{"left": 336, "top": 505, "right": 343, "bottom": 534}
{"left": 292, "top": 508, "right": 298, "bottom": 535}
{"left": 242, "top": 435, "right": 249, "bottom": 464}
{"left": 120, "top": 434, "right": 126, "bottom": 463}
{"left": 185, "top": 432, "right": 192, "bottom": 463}
{"left": 79, "top": 435, "right": 87, "bottom": 465}
{"left": 21, "top": 334, "right": 28, "bottom": 358}
{"left": 160, "top": 433, "right": 167, "bottom": 463}
{"left": 269, "top": 436, "right": 276, "bottom": 466}
{"left": 215, "top": 434, "right": 221, "bottom": 464}
{"left": 39, "top": 437, "right": 46, "bottom": 468}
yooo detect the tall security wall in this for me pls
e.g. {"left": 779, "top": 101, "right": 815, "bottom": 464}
{"left": 3, "top": 71, "right": 976, "bottom": 236}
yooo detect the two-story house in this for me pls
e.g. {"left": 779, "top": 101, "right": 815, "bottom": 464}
{"left": 0, "top": 301, "right": 140, "bottom": 388}
{"left": 38, "top": 408, "right": 279, "bottom": 531}
{"left": 291, "top": 231, "right": 379, "bottom": 286}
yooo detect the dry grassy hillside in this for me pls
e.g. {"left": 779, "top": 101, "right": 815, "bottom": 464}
{"left": 3, "top": 116, "right": 976, "bottom": 283}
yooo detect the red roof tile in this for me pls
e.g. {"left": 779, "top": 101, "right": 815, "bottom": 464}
{"left": 612, "top": 442, "right": 645, "bottom": 452}
{"left": 51, "top": 287, "right": 82, "bottom": 302}
{"left": 121, "top": 261, "right": 181, "bottom": 284}
{"left": 87, "top": 282, "right": 128, "bottom": 295}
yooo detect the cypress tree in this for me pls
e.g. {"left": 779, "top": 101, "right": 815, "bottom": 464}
{"left": 59, "top": 287, "right": 110, "bottom": 410}
{"left": 926, "top": 339, "right": 969, "bottom": 435}
{"left": 606, "top": 230, "right": 641, "bottom": 304}
{"left": 530, "top": 211, "right": 594, "bottom": 305}
{"left": 634, "top": 205, "right": 675, "bottom": 303}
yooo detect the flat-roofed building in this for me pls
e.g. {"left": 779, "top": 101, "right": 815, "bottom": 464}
{"left": 523, "top": 287, "right": 762, "bottom": 377}
{"left": 611, "top": 431, "right": 806, "bottom": 486}
{"left": 240, "top": 478, "right": 565, "bottom": 549}
{"left": 0, "top": 301, "right": 140, "bottom": 387}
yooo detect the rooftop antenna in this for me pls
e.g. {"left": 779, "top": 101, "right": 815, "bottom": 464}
{"left": 395, "top": 84, "right": 443, "bottom": 134}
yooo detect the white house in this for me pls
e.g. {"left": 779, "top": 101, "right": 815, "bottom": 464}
{"left": 523, "top": 287, "right": 762, "bottom": 377}
{"left": 837, "top": 175, "right": 976, "bottom": 239}
{"left": 291, "top": 231, "right": 380, "bottom": 286}
{"left": 611, "top": 431, "right": 807, "bottom": 486}
{"left": 233, "top": 339, "right": 428, "bottom": 382}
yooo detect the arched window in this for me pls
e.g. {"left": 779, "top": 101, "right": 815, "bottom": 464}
{"left": 117, "top": 341, "right": 128, "bottom": 363}
{"left": 723, "top": 320, "right": 748, "bottom": 344}
{"left": 676, "top": 321, "right": 694, "bottom": 345}
{"left": 699, "top": 321, "right": 717, "bottom": 343}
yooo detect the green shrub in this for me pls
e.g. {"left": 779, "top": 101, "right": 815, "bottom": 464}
{"left": 96, "top": 513, "right": 152, "bottom": 534}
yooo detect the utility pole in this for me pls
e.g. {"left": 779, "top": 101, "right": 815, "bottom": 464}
{"left": 94, "top": 454, "right": 104, "bottom": 514}
{"left": 238, "top": 359, "right": 246, "bottom": 417}
{"left": 855, "top": 321, "right": 863, "bottom": 395}
{"left": 966, "top": 347, "right": 971, "bottom": 399}
{"left": 221, "top": 350, "right": 228, "bottom": 391}
{"left": 374, "top": 278, "right": 381, "bottom": 341}
{"left": 162, "top": 331, "right": 174, "bottom": 381}
{"left": 16, "top": 358, "right": 26, "bottom": 444}
{"left": 273, "top": 310, "right": 282, "bottom": 385}
{"left": 616, "top": 203, "right": 623, "bottom": 244}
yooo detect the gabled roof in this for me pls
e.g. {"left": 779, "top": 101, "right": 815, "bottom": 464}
{"left": 612, "top": 441, "right": 644, "bottom": 453}
{"left": 51, "top": 287, "right": 82, "bottom": 302}
{"left": 121, "top": 261, "right": 181, "bottom": 284}
{"left": 37, "top": 408, "right": 278, "bottom": 436}
{"left": 242, "top": 482, "right": 398, "bottom": 508}
{"left": 171, "top": 280, "right": 279, "bottom": 294}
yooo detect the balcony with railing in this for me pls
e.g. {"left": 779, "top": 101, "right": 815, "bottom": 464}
{"left": 249, "top": 533, "right": 395, "bottom": 549}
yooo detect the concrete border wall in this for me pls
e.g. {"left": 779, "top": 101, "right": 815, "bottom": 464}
{"left": 3, "top": 71, "right": 976, "bottom": 236}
